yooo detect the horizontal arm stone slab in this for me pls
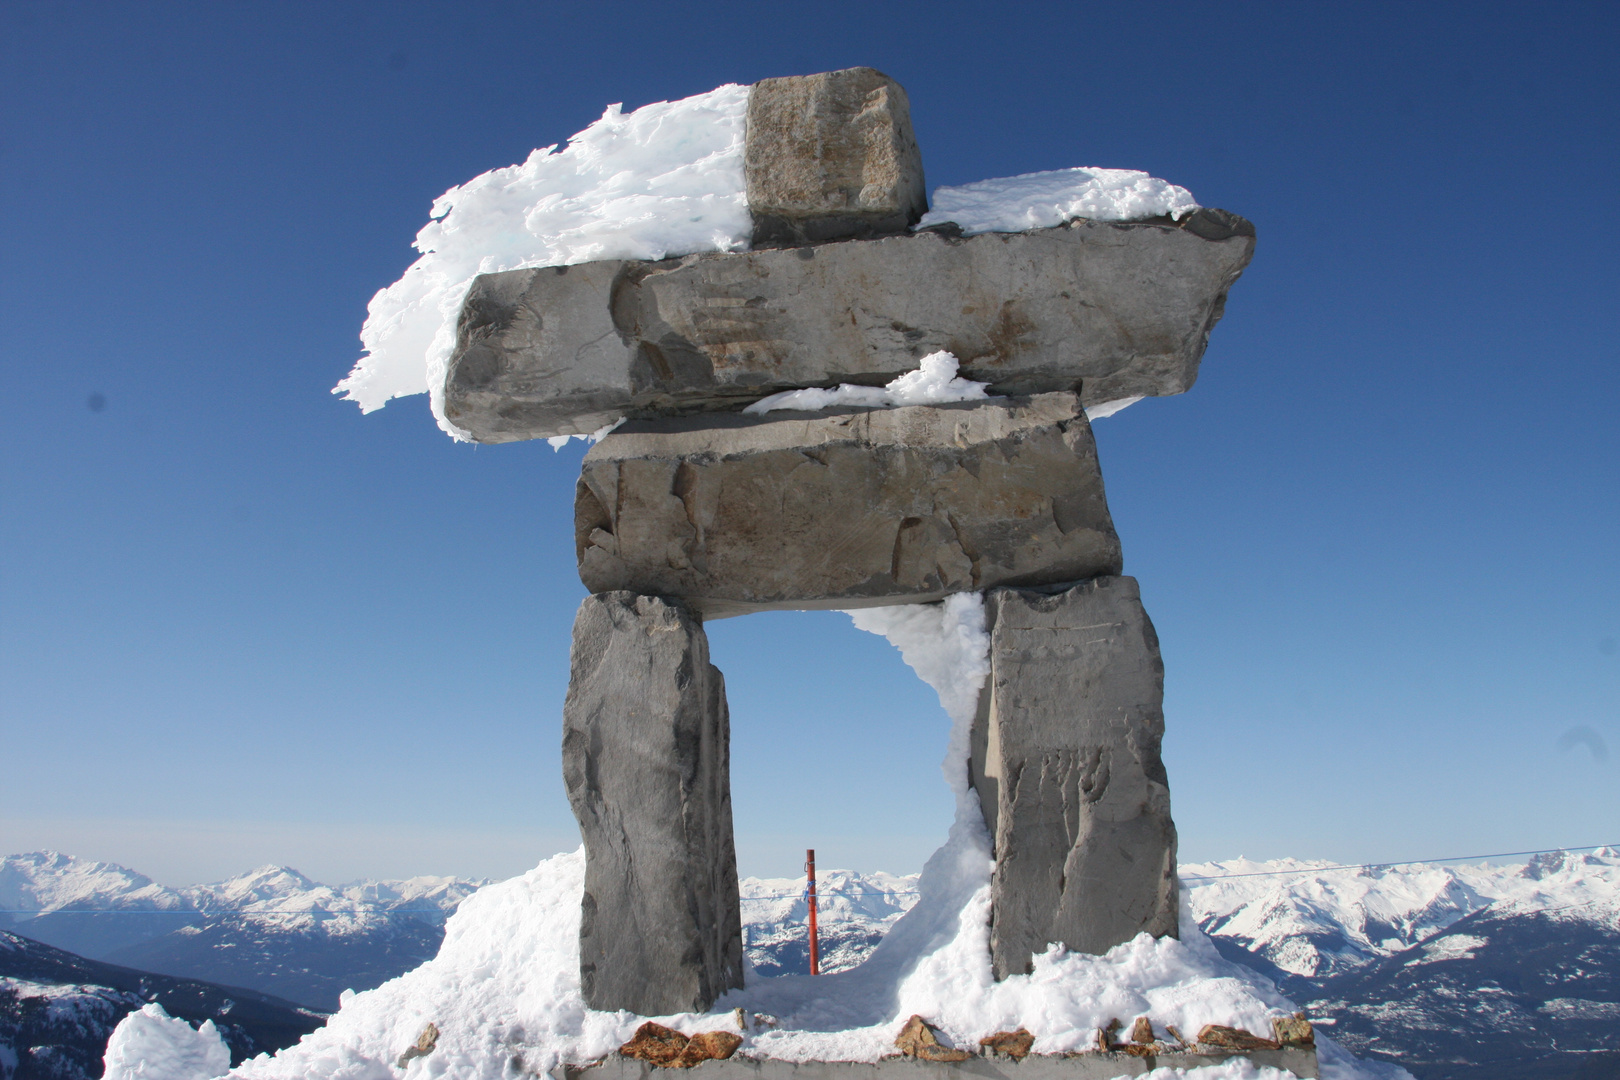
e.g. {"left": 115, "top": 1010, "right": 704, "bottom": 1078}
{"left": 575, "top": 393, "right": 1121, "bottom": 618}
{"left": 443, "top": 214, "right": 1254, "bottom": 443}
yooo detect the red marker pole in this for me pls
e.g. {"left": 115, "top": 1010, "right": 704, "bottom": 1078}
{"left": 806, "top": 849, "right": 820, "bottom": 976}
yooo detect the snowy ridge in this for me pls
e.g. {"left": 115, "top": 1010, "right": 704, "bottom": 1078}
{"left": 739, "top": 869, "right": 919, "bottom": 926}
{"left": 740, "top": 870, "right": 918, "bottom": 977}
{"left": 1, "top": 853, "right": 482, "bottom": 935}
{"left": 1, "top": 852, "right": 191, "bottom": 917}
{"left": 181, "top": 867, "right": 483, "bottom": 934}
{"left": 1182, "top": 847, "right": 1620, "bottom": 980}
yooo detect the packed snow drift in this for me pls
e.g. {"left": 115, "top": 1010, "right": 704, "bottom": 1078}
{"left": 334, "top": 85, "right": 753, "bottom": 437}
{"left": 101, "top": 1003, "right": 230, "bottom": 1080}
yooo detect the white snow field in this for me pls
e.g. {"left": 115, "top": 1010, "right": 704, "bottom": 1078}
{"left": 333, "top": 84, "right": 753, "bottom": 437}
{"left": 100, "top": 1003, "right": 230, "bottom": 1080}
{"left": 334, "top": 80, "right": 1202, "bottom": 441}
{"left": 1184, "top": 846, "right": 1620, "bottom": 979}
{"left": 916, "top": 168, "right": 1199, "bottom": 236}
{"left": 166, "top": 593, "right": 1409, "bottom": 1080}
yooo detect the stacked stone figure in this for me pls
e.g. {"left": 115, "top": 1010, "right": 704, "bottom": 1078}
{"left": 447, "top": 68, "right": 1254, "bottom": 1014}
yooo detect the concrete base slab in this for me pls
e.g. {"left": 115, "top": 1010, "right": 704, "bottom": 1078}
{"left": 560, "top": 1048, "right": 1318, "bottom": 1080}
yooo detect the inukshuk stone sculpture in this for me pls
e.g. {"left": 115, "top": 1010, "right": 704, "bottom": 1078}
{"left": 448, "top": 67, "right": 1253, "bottom": 1013}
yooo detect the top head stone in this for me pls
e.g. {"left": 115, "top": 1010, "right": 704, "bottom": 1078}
{"left": 745, "top": 67, "right": 927, "bottom": 247}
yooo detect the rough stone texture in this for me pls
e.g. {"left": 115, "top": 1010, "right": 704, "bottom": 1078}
{"left": 972, "top": 577, "right": 1178, "bottom": 979}
{"left": 1195, "top": 1026, "right": 1281, "bottom": 1053}
{"left": 979, "top": 1030, "right": 1035, "bottom": 1060}
{"left": 442, "top": 215, "right": 1255, "bottom": 443}
{"left": 1270, "top": 1015, "right": 1315, "bottom": 1048}
{"left": 562, "top": 593, "right": 743, "bottom": 1014}
{"left": 893, "top": 1016, "right": 971, "bottom": 1063}
{"left": 619, "top": 1023, "right": 689, "bottom": 1067}
{"left": 619, "top": 1024, "right": 744, "bottom": 1069}
{"left": 575, "top": 394, "right": 1120, "bottom": 619}
{"left": 446, "top": 260, "right": 632, "bottom": 439}
{"left": 745, "top": 67, "right": 927, "bottom": 247}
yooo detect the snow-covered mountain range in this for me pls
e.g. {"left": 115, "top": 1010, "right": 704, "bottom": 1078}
{"left": 1182, "top": 848, "right": 1620, "bottom": 1080}
{"left": 1, "top": 853, "right": 484, "bottom": 1010}
{"left": 6, "top": 849, "right": 1617, "bottom": 1079}
{"left": 1182, "top": 848, "right": 1620, "bottom": 983}
{"left": 739, "top": 868, "right": 918, "bottom": 976}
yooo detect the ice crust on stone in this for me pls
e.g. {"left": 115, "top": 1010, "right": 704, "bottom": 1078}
{"left": 743, "top": 352, "right": 990, "bottom": 415}
{"left": 101, "top": 1002, "right": 230, "bottom": 1080}
{"left": 219, "top": 592, "right": 1402, "bottom": 1080}
{"left": 334, "top": 85, "right": 752, "bottom": 438}
{"left": 546, "top": 418, "right": 625, "bottom": 452}
{"left": 1085, "top": 395, "right": 1144, "bottom": 421}
{"left": 917, "top": 167, "right": 1199, "bottom": 236}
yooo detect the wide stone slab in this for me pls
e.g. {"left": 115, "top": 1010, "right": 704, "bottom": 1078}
{"left": 574, "top": 394, "right": 1121, "bottom": 619}
{"left": 971, "top": 577, "right": 1178, "bottom": 978}
{"left": 442, "top": 214, "right": 1254, "bottom": 443}
{"left": 559, "top": 1047, "right": 1319, "bottom": 1080}
{"left": 562, "top": 593, "right": 743, "bottom": 1014}
{"left": 745, "top": 67, "right": 928, "bottom": 246}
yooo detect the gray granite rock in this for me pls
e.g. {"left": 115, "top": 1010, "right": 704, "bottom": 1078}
{"left": 745, "top": 67, "right": 927, "bottom": 247}
{"left": 972, "top": 577, "right": 1178, "bottom": 978}
{"left": 445, "top": 260, "right": 633, "bottom": 440}
{"left": 574, "top": 393, "right": 1121, "bottom": 619}
{"left": 441, "top": 216, "right": 1254, "bottom": 443}
{"left": 561, "top": 592, "right": 743, "bottom": 1014}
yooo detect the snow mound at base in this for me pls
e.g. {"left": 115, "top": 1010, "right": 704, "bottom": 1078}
{"left": 918, "top": 167, "right": 1198, "bottom": 235}
{"left": 221, "top": 594, "right": 1406, "bottom": 1080}
{"left": 334, "top": 84, "right": 751, "bottom": 437}
{"left": 102, "top": 1002, "right": 230, "bottom": 1080}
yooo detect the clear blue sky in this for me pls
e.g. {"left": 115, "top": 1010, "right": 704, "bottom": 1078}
{"left": 2, "top": 0, "right": 1615, "bottom": 886}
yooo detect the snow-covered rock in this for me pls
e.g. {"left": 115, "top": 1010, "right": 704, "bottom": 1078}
{"left": 333, "top": 83, "right": 753, "bottom": 436}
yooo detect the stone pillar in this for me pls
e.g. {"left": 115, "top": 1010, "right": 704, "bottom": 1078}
{"left": 561, "top": 592, "right": 743, "bottom": 1014}
{"left": 972, "top": 576, "right": 1179, "bottom": 978}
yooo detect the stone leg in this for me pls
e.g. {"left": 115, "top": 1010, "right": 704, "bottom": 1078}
{"left": 562, "top": 592, "right": 743, "bottom": 1014}
{"left": 972, "top": 576, "right": 1178, "bottom": 978}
